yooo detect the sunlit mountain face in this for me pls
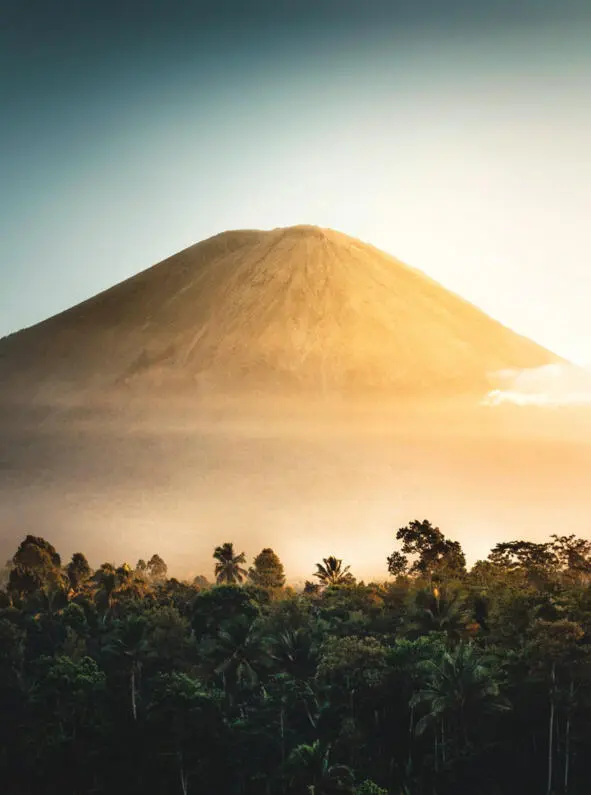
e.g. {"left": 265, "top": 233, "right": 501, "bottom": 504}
{"left": 1, "top": 226, "right": 589, "bottom": 581}
{"left": 0, "top": 225, "right": 558, "bottom": 403}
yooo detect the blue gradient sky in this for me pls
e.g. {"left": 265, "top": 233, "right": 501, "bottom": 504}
{"left": 1, "top": 1, "right": 591, "bottom": 362}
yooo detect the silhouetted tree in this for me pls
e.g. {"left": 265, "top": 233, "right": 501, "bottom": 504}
{"left": 550, "top": 534, "right": 591, "bottom": 583}
{"left": 147, "top": 673, "right": 225, "bottom": 795}
{"left": 249, "top": 547, "right": 286, "bottom": 589}
{"left": 386, "top": 550, "right": 408, "bottom": 577}
{"left": 213, "top": 615, "right": 273, "bottom": 699}
{"left": 66, "top": 552, "right": 92, "bottom": 591}
{"left": 488, "top": 540, "right": 557, "bottom": 585}
{"left": 390, "top": 520, "right": 466, "bottom": 582}
{"left": 213, "top": 543, "right": 247, "bottom": 584}
{"left": 314, "top": 557, "right": 355, "bottom": 587}
{"left": 407, "top": 585, "right": 471, "bottom": 646}
{"left": 191, "top": 584, "right": 260, "bottom": 638}
{"left": 411, "top": 642, "right": 510, "bottom": 763}
{"left": 8, "top": 535, "right": 64, "bottom": 596}
{"left": 528, "top": 619, "right": 585, "bottom": 795}
{"left": 147, "top": 554, "right": 168, "bottom": 581}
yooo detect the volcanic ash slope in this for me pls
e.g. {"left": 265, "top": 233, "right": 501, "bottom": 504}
{"left": 0, "top": 225, "right": 559, "bottom": 400}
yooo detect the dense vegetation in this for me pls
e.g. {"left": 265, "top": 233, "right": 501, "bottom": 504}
{"left": 2, "top": 521, "right": 591, "bottom": 794}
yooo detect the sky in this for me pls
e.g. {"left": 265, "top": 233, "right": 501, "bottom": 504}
{"left": 1, "top": 0, "right": 591, "bottom": 364}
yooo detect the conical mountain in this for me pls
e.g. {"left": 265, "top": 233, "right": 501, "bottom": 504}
{"left": 0, "top": 225, "right": 559, "bottom": 401}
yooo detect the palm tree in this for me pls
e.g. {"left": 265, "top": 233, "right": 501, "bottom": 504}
{"left": 272, "top": 629, "right": 320, "bottom": 734}
{"left": 313, "top": 557, "right": 354, "bottom": 587}
{"left": 102, "top": 615, "right": 151, "bottom": 721}
{"left": 273, "top": 627, "right": 318, "bottom": 681}
{"left": 411, "top": 642, "right": 510, "bottom": 763}
{"left": 213, "top": 615, "right": 272, "bottom": 698}
{"left": 92, "top": 564, "right": 119, "bottom": 620}
{"left": 286, "top": 740, "right": 354, "bottom": 794}
{"left": 407, "top": 586, "right": 471, "bottom": 646}
{"left": 213, "top": 543, "right": 248, "bottom": 584}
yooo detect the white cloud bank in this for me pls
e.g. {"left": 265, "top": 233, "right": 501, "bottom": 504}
{"left": 484, "top": 363, "right": 591, "bottom": 407}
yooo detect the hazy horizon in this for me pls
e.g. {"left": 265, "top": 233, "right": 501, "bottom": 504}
{"left": 2, "top": 394, "right": 591, "bottom": 581}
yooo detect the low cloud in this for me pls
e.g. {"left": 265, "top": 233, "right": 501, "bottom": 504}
{"left": 484, "top": 363, "right": 591, "bottom": 407}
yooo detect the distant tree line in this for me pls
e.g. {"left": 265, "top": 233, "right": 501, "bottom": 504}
{"left": 2, "top": 521, "right": 591, "bottom": 794}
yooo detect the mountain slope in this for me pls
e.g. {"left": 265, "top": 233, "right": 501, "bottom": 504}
{"left": 0, "top": 225, "right": 560, "bottom": 400}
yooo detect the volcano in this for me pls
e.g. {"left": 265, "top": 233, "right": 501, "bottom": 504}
{"left": 0, "top": 226, "right": 586, "bottom": 578}
{"left": 0, "top": 225, "right": 559, "bottom": 402}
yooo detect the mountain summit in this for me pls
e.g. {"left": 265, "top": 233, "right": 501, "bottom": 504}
{"left": 0, "top": 225, "right": 559, "bottom": 400}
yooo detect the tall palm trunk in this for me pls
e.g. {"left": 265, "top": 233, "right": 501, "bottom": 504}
{"left": 178, "top": 752, "right": 188, "bottom": 795}
{"left": 408, "top": 704, "right": 414, "bottom": 772}
{"left": 280, "top": 705, "right": 285, "bottom": 767}
{"left": 564, "top": 678, "right": 574, "bottom": 794}
{"left": 131, "top": 666, "right": 137, "bottom": 721}
{"left": 101, "top": 592, "right": 114, "bottom": 626}
{"left": 304, "top": 699, "right": 317, "bottom": 729}
{"left": 547, "top": 662, "right": 556, "bottom": 795}
{"left": 434, "top": 727, "right": 439, "bottom": 773}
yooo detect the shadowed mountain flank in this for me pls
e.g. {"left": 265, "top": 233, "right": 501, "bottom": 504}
{"left": 0, "top": 225, "right": 559, "bottom": 401}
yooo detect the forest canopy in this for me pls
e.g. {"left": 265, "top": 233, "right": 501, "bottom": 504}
{"left": 1, "top": 522, "right": 591, "bottom": 795}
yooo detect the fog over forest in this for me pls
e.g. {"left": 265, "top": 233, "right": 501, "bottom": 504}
{"left": 2, "top": 392, "right": 591, "bottom": 581}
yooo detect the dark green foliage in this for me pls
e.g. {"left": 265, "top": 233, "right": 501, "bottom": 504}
{"left": 386, "top": 550, "right": 408, "bottom": 577}
{"left": 146, "top": 673, "right": 225, "bottom": 792}
{"left": 214, "top": 541, "right": 248, "bottom": 584}
{"left": 317, "top": 635, "right": 388, "bottom": 692}
{"left": 355, "top": 782, "right": 388, "bottom": 795}
{"left": 249, "top": 547, "right": 286, "bottom": 589}
{"left": 488, "top": 540, "right": 558, "bottom": 585}
{"left": 287, "top": 740, "right": 355, "bottom": 794}
{"left": 314, "top": 556, "right": 355, "bottom": 586}
{"left": 406, "top": 585, "right": 471, "bottom": 644}
{"left": 147, "top": 553, "right": 168, "bottom": 581}
{"left": 0, "top": 616, "right": 26, "bottom": 675}
{"left": 9, "top": 535, "right": 64, "bottom": 596}
{"left": 390, "top": 519, "right": 466, "bottom": 581}
{"left": 66, "top": 552, "right": 92, "bottom": 590}
{"left": 3, "top": 527, "right": 591, "bottom": 794}
{"left": 14, "top": 535, "right": 61, "bottom": 569}
{"left": 191, "top": 583, "right": 260, "bottom": 638}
